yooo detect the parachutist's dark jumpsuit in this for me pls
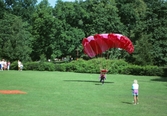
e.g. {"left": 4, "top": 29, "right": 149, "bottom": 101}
{"left": 100, "top": 73, "right": 106, "bottom": 84}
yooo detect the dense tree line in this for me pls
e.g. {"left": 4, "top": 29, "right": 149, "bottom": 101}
{"left": 0, "top": 0, "right": 167, "bottom": 66}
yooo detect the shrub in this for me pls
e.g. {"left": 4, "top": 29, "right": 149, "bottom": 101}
{"left": 24, "top": 62, "right": 39, "bottom": 70}
{"left": 108, "top": 59, "right": 129, "bottom": 74}
{"left": 10, "top": 59, "right": 165, "bottom": 76}
{"left": 163, "top": 67, "right": 167, "bottom": 77}
{"left": 10, "top": 61, "right": 18, "bottom": 70}
{"left": 24, "top": 62, "right": 55, "bottom": 71}
{"left": 122, "top": 65, "right": 164, "bottom": 76}
{"left": 55, "top": 64, "right": 66, "bottom": 72}
{"left": 159, "top": 67, "right": 167, "bottom": 77}
{"left": 122, "top": 65, "right": 144, "bottom": 75}
{"left": 64, "top": 63, "right": 77, "bottom": 72}
{"left": 144, "top": 65, "right": 163, "bottom": 76}
{"left": 41, "top": 62, "right": 55, "bottom": 71}
{"left": 55, "top": 58, "right": 129, "bottom": 74}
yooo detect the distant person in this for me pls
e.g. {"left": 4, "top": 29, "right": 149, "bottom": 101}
{"left": 20, "top": 62, "right": 23, "bottom": 71}
{"left": 3, "top": 60, "right": 7, "bottom": 70}
{"left": 0, "top": 60, "right": 2, "bottom": 71}
{"left": 18, "top": 60, "right": 23, "bottom": 71}
{"left": 18, "top": 60, "right": 21, "bottom": 70}
{"left": 1, "top": 59, "right": 4, "bottom": 71}
{"left": 132, "top": 79, "right": 139, "bottom": 105}
{"left": 7, "top": 61, "right": 10, "bottom": 70}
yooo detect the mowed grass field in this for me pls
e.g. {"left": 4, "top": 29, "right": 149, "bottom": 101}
{"left": 0, "top": 71, "right": 167, "bottom": 116}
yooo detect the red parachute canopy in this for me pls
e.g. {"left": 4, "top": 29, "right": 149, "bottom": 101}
{"left": 82, "top": 33, "right": 134, "bottom": 58}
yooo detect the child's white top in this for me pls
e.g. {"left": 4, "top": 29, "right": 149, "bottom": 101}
{"left": 132, "top": 83, "right": 139, "bottom": 90}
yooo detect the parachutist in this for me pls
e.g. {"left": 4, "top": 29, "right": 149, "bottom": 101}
{"left": 99, "top": 69, "right": 108, "bottom": 84}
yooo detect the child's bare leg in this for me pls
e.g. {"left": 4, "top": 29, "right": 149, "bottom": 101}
{"left": 133, "top": 96, "right": 136, "bottom": 104}
{"left": 136, "top": 96, "right": 139, "bottom": 104}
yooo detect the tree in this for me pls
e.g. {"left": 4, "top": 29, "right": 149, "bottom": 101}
{"left": 4, "top": 0, "right": 37, "bottom": 21}
{"left": 77, "top": 0, "right": 124, "bottom": 36}
{"left": 30, "top": 0, "right": 57, "bottom": 60}
{"left": 0, "top": 0, "right": 6, "bottom": 19}
{"left": 143, "top": 0, "right": 167, "bottom": 66}
{"left": 133, "top": 34, "right": 154, "bottom": 65}
{"left": 0, "top": 13, "right": 32, "bottom": 61}
{"left": 53, "top": 0, "right": 85, "bottom": 59}
{"left": 116, "top": 0, "right": 147, "bottom": 40}
{"left": 54, "top": 0, "right": 125, "bottom": 59}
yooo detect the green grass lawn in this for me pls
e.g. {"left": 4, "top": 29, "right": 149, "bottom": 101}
{"left": 0, "top": 71, "right": 167, "bottom": 116}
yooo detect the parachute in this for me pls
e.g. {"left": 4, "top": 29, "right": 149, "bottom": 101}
{"left": 82, "top": 33, "right": 134, "bottom": 58}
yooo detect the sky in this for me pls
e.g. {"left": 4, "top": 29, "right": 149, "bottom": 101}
{"left": 37, "top": 0, "right": 77, "bottom": 7}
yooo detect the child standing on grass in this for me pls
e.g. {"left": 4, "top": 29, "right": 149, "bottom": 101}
{"left": 132, "top": 80, "right": 139, "bottom": 105}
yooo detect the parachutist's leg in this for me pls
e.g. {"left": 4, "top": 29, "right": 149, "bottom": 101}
{"left": 100, "top": 77, "right": 102, "bottom": 82}
{"left": 102, "top": 79, "right": 104, "bottom": 84}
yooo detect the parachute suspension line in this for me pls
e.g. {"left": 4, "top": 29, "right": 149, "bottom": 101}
{"left": 101, "top": 54, "right": 105, "bottom": 69}
{"left": 97, "top": 53, "right": 103, "bottom": 70}
{"left": 105, "top": 50, "right": 110, "bottom": 71}
{"left": 95, "top": 55, "right": 101, "bottom": 69}
{"left": 99, "top": 53, "right": 108, "bottom": 71}
{"left": 94, "top": 43, "right": 102, "bottom": 71}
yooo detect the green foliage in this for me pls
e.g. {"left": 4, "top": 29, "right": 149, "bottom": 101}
{"left": 0, "top": 13, "right": 32, "bottom": 62}
{"left": 24, "top": 62, "right": 39, "bottom": 70}
{"left": 160, "top": 67, "right": 167, "bottom": 77}
{"left": 9, "top": 58, "right": 165, "bottom": 76}
{"left": 121, "top": 65, "right": 144, "bottom": 75}
{"left": 10, "top": 61, "right": 18, "bottom": 70}
{"left": 133, "top": 34, "right": 154, "bottom": 65}
{"left": 4, "top": 0, "right": 37, "bottom": 21}
{"left": 40, "top": 54, "right": 47, "bottom": 62}
{"left": 54, "top": 58, "right": 164, "bottom": 76}
{"left": 0, "top": 0, "right": 5, "bottom": 19}
{"left": 55, "top": 64, "right": 66, "bottom": 72}
{"left": 144, "top": 65, "right": 164, "bottom": 76}
{"left": 18, "top": 61, "right": 55, "bottom": 71}
{"left": 37, "top": 62, "right": 55, "bottom": 71}
{"left": 0, "top": 0, "right": 167, "bottom": 66}
{"left": 108, "top": 60, "right": 127, "bottom": 74}
{"left": 122, "top": 65, "right": 163, "bottom": 76}
{"left": 116, "top": 0, "right": 147, "bottom": 37}
{"left": 30, "top": 2, "right": 57, "bottom": 60}
{"left": 164, "top": 68, "right": 167, "bottom": 77}
{"left": 142, "top": 0, "right": 167, "bottom": 66}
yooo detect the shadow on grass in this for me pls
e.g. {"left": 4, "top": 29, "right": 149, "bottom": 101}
{"left": 64, "top": 80, "right": 114, "bottom": 85}
{"left": 151, "top": 77, "right": 167, "bottom": 82}
{"left": 122, "top": 101, "right": 133, "bottom": 105}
